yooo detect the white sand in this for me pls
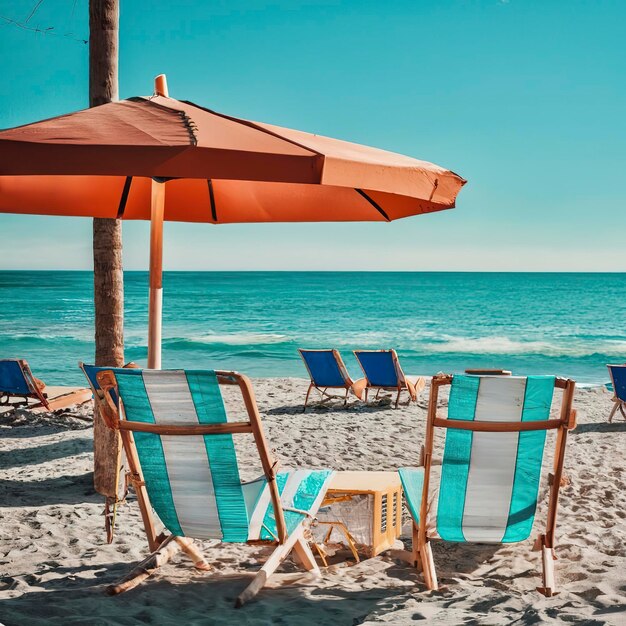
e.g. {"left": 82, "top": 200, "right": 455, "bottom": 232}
{"left": 1, "top": 378, "right": 625, "bottom": 625}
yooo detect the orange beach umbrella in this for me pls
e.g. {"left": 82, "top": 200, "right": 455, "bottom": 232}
{"left": 0, "top": 75, "right": 466, "bottom": 367}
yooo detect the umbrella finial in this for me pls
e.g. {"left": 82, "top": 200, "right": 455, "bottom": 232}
{"left": 154, "top": 74, "right": 169, "bottom": 97}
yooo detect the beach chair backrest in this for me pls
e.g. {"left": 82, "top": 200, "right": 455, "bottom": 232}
{"left": 607, "top": 365, "right": 626, "bottom": 401}
{"left": 436, "top": 375, "right": 556, "bottom": 543}
{"left": 100, "top": 368, "right": 296, "bottom": 545}
{"left": 0, "top": 359, "right": 35, "bottom": 395}
{"left": 299, "top": 349, "right": 349, "bottom": 387}
{"left": 79, "top": 362, "right": 122, "bottom": 406}
{"left": 354, "top": 350, "right": 403, "bottom": 387}
{"left": 111, "top": 369, "right": 253, "bottom": 542}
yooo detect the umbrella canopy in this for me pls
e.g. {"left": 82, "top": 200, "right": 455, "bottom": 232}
{"left": 0, "top": 91, "right": 464, "bottom": 223}
{"left": 0, "top": 76, "right": 466, "bottom": 366}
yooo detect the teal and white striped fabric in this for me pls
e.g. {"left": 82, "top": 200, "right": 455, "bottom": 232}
{"left": 114, "top": 369, "right": 333, "bottom": 542}
{"left": 400, "top": 375, "right": 555, "bottom": 544}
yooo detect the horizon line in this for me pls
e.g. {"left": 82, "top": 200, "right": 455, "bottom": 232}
{"left": 1, "top": 269, "right": 625, "bottom": 274}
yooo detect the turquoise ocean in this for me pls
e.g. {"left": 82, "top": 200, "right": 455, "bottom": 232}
{"left": 0, "top": 271, "right": 624, "bottom": 387}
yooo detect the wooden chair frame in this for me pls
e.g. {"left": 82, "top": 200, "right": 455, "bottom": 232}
{"left": 0, "top": 359, "right": 51, "bottom": 410}
{"left": 97, "top": 369, "right": 320, "bottom": 607}
{"left": 79, "top": 362, "right": 138, "bottom": 544}
{"left": 607, "top": 364, "right": 626, "bottom": 423}
{"left": 299, "top": 349, "right": 355, "bottom": 411}
{"left": 405, "top": 374, "right": 576, "bottom": 597}
{"left": 353, "top": 349, "right": 424, "bottom": 409}
{"left": 1, "top": 359, "right": 90, "bottom": 414}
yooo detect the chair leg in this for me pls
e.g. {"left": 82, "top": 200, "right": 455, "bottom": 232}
{"left": 364, "top": 388, "right": 369, "bottom": 403}
{"left": 343, "top": 387, "right": 349, "bottom": 406}
{"left": 536, "top": 534, "right": 557, "bottom": 597}
{"left": 303, "top": 383, "right": 313, "bottom": 412}
{"left": 293, "top": 538, "right": 321, "bottom": 575}
{"left": 174, "top": 537, "right": 211, "bottom": 570}
{"left": 608, "top": 401, "right": 619, "bottom": 423}
{"left": 409, "top": 523, "right": 438, "bottom": 590}
{"left": 395, "top": 389, "right": 401, "bottom": 409}
{"left": 419, "top": 539, "right": 438, "bottom": 591}
{"left": 106, "top": 535, "right": 181, "bottom": 595}
{"left": 235, "top": 527, "right": 310, "bottom": 608}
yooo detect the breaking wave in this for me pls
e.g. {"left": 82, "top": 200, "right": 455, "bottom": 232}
{"left": 163, "top": 332, "right": 292, "bottom": 348}
{"left": 420, "top": 335, "right": 626, "bottom": 358}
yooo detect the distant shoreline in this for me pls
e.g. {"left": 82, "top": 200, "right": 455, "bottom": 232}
{"left": 2, "top": 269, "right": 625, "bottom": 274}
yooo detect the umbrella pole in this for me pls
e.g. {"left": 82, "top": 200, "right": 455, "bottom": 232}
{"left": 147, "top": 180, "right": 165, "bottom": 369}
{"left": 147, "top": 73, "right": 169, "bottom": 370}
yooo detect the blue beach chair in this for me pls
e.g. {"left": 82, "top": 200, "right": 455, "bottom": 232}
{"left": 0, "top": 358, "right": 90, "bottom": 413}
{"left": 607, "top": 364, "right": 626, "bottom": 422}
{"left": 298, "top": 349, "right": 357, "bottom": 410}
{"left": 399, "top": 373, "right": 576, "bottom": 596}
{"left": 96, "top": 367, "right": 335, "bottom": 606}
{"left": 353, "top": 349, "right": 425, "bottom": 408}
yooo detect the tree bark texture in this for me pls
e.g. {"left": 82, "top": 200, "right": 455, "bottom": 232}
{"left": 90, "top": 0, "right": 124, "bottom": 498}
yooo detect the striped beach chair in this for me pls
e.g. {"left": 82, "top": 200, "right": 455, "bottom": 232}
{"left": 0, "top": 358, "right": 90, "bottom": 413}
{"left": 399, "top": 373, "right": 576, "bottom": 596}
{"left": 97, "top": 367, "right": 334, "bottom": 606}
{"left": 607, "top": 364, "right": 626, "bottom": 422}
{"left": 298, "top": 349, "right": 357, "bottom": 410}
{"left": 353, "top": 349, "right": 425, "bottom": 408}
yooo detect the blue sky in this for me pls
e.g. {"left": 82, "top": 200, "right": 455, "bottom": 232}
{"left": 0, "top": 0, "right": 624, "bottom": 271}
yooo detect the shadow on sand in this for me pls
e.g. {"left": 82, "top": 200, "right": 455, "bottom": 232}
{"left": 266, "top": 399, "right": 416, "bottom": 416}
{"left": 0, "top": 565, "right": 417, "bottom": 626}
{"left": 572, "top": 421, "right": 626, "bottom": 434}
{"left": 0, "top": 437, "right": 92, "bottom": 470}
{"left": 0, "top": 538, "right": 510, "bottom": 626}
{"left": 0, "top": 413, "right": 91, "bottom": 439}
{"left": 0, "top": 471, "right": 98, "bottom": 507}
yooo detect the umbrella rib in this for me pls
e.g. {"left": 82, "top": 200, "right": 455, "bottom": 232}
{"left": 132, "top": 97, "right": 198, "bottom": 146}
{"left": 116, "top": 176, "right": 133, "bottom": 219}
{"left": 354, "top": 189, "right": 390, "bottom": 222}
{"left": 180, "top": 100, "right": 324, "bottom": 158}
{"left": 207, "top": 179, "right": 218, "bottom": 222}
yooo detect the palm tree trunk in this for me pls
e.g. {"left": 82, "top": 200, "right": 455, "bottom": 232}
{"left": 90, "top": 0, "right": 124, "bottom": 499}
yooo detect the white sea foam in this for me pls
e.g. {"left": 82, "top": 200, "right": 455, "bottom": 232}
{"left": 422, "top": 335, "right": 626, "bottom": 357}
{"left": 331, "top": 331, "right": 396, "bottom": 346}
{"left": 166, "top": 332, "right": 291, "bottom": 346}
{"left": 9, "top": 332, "right": 92, "bottom": 343}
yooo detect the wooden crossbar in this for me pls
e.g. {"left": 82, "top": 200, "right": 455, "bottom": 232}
{"left": 117, "top": 421, "right": 254, "bottom": 435}
{"left": 432, "top": 417, "right": 564, "bottom": 432}
{"left": 432, "top": 374, "right": 571, "bottom": 390}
